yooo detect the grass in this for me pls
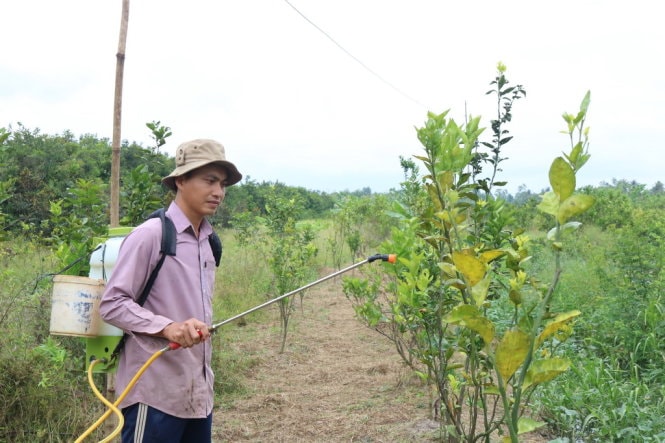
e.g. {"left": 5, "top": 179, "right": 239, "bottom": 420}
{"left": 212, "top": 221, "right": 339, "bottom": 406}
{"left": 538, "top": 356, "right": 665, "bottom": 441}
{"left": 0, "top": 238, "right": 105, "bottom": 442}
{"left": 525, "top": 225, "right": 665, "bottom": 441}
{"left": 2, "top": 218, "right": 664, "bottom": 441}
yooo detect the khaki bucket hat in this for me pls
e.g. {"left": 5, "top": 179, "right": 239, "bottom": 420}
{"left": 162, "top": 139, "right": 242, "bottom": 191}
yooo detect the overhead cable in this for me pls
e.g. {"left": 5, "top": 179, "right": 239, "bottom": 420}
{"left": 282, "top": 0, "right": 428, "bottom": 110}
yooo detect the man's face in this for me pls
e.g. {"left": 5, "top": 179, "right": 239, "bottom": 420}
{"left": 175, "top": 164, "right": 229, "bottom": 219}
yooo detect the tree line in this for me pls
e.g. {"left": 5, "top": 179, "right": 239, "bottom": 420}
{"left": 2, "top": 124, "right": 663, "bottom": 243}
{"left": 0, "top": 124, "right": 378, "bottom": 239}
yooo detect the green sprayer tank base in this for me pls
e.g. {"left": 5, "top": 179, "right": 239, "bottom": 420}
{"left": 86, "top": 336, "right": 122, "bottom": 373}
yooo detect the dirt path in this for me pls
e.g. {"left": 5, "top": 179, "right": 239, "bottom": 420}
{"left": 212, "top": 274, "right": 549, "bottom": 442}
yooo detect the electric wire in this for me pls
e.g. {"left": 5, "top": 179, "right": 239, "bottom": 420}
{"left": 282, "top": 0, "right": 428, "bottom": 110}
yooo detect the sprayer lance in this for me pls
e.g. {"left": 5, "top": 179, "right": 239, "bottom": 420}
{"left": 166, "top": 254, "right": 396, "bottom": 350}
{"left": 210, "top": 253, "right": 396, "bottom": 332}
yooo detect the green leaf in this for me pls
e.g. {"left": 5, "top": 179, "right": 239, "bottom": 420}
{"left": 495, "top": 329, "right": 529, "bottom": 380}
{"left": 537, "top": 191, "right": 559, "bottom": 217}
{"left": 566, "top": 141, "right": 583, "bottom": 165}
{"left": 414, "top": 370, "right": 429, "bottom": 382}
{"left": 484, "top": 385, "right": 500, "bottom": 395}
{"left": 517, "top": 416, "right": 546, "bottom": 434}
{"left": 557, "top": 194, "right": 595, "bottom": 224}
{"left": 49, "top": 200, "right": 63, "bottom": 217}
{"left": 579, "top": 90, "right": 591, "bottom": 115}
{"left": 509, "top": 289, "right": 522, "bottom": 305}
{"left": 523, "top": 358, "right": 571, "bottom": 390}
{"left": 549, "top": 157, "right": 575, "bottom": 200}
{"left": 471, "top": 274, "right": 491, "bottom": 306}
{"left": 438, "top": 262, "right": 457, "bottom": 279}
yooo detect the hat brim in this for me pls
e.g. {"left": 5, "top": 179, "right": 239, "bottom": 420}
{"left": 162, "top": 160, "right": 242, "bottom": 191}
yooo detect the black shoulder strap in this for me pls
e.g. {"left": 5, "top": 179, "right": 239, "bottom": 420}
{"left": 149, "top": 208, "right": 177, "bottom": 256}
{"left": 136, "top": 208, "right": 176, "bottom": 306}
{"left": 209, "top": 231, "right": 222, "bottom": 267}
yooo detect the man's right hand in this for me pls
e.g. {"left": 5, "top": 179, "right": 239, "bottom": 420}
{"left": 160, "top": 318, "right": 210, "bottom": 348}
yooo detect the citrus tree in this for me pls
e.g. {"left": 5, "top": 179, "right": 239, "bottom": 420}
{"left": 262, "top": 187, "right": 318, "bottom": 352}
{"left": 344, "top": 65, "right": 594, "bottom": 442}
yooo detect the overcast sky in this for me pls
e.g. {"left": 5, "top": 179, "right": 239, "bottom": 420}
{"left": 2, "top": 0, "right": 663, "bottom": 194}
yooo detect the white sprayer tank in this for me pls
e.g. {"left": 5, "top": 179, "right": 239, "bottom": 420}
{"left": 87, "top": 228, "right": 132, "bottom": 336}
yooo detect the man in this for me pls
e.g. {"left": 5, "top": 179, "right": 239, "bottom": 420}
{"left": 99, "top": 139, "right": 242, "bottom": 442}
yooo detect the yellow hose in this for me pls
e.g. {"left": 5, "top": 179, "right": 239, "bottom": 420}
{"left": 75, "top": 347, "right": 168, "bottom": 442}
{"left": 81, "top": 359, "right": 124, "bottom": 443}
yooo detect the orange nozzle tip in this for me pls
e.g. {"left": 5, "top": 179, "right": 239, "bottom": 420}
{"left": 388, "top": 254, "right": 397, "bottom": 263}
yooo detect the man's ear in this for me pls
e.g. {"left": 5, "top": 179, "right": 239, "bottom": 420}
{"left": 174, "top": 175, "right": 186, "bottom": 190}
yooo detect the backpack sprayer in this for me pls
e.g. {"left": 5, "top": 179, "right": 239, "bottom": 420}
{"left": 74, "top": 253, "right": 397, "bottom": 442}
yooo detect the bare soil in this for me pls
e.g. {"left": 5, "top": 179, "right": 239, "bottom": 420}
{"left": 212, "top": 273, "right": 551, "bottom": 443}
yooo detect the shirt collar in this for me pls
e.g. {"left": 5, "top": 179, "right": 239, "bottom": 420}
{"left": 166, "top": 202, "right": 214, "bottom": 238}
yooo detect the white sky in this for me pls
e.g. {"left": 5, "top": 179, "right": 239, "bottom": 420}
{"left": 1, "top": 0, "right": 663, "bottom": 193}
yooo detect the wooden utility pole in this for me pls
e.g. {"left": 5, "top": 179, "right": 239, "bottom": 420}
{"left": 105, "top": 0, "right": 130, "bottom": 436}
{"left": 110, "top": 0, "right": 130, "bottom": 227}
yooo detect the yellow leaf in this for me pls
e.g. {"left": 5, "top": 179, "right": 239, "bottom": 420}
{"left": 452, "top": 251, "right": 485, "bottom": 286}
{"left": 537, "top": 310, "right": 581, "bottom": 347}
{"left": 523, "top": 358, "right": 571, "bottom": 391}
{"left": 480, "top": 249, "right": 506, "bottom": 263}
{"left": 495, "top": 329, "right": 529, "bottom": 380}
{"left": 438, "top": 170, "right": 455, "bottom": 192}
{"left": 445, "top": 305, "right": 495, "bottom": 346}
{"left": 436, "top": 209, "right": 468, "bottom": 226}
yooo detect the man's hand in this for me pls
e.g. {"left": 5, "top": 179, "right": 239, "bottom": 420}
{"left": 161, "top": 318, "right": 210, "bottom": 348}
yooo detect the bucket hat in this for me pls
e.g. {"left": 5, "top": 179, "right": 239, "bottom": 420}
{"left": 162, "top": 139, "right": 242, "bottom": 191}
